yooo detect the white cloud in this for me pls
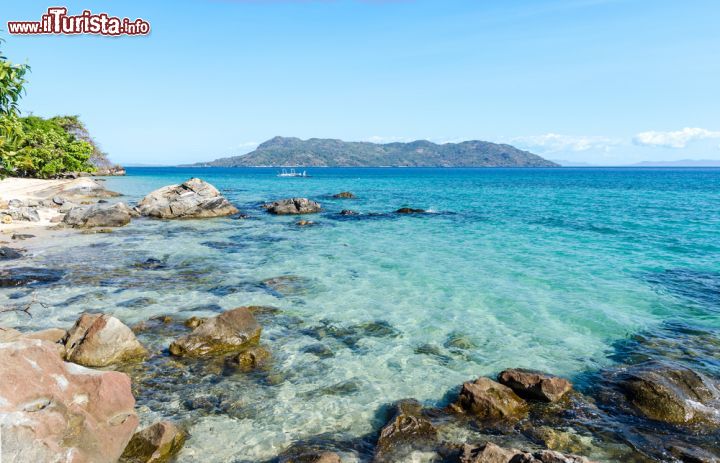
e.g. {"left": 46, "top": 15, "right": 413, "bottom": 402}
{"left": 512, "top": 133, "right": 620, "bottom": 153}
{"left": 633, "top": 128, "right": 720, "bottom": 148}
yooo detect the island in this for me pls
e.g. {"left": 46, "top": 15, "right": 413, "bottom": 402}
{"left": 191, "top": 136, "right": 559, "bottom": 168}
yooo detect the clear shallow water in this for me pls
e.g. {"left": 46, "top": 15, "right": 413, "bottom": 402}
{"left": 3, "top": 167, "right": 720, "bottom": 462}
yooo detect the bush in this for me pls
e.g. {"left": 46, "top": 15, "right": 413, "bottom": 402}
{"left": 0, "top": 115, "right": 96, "bottom": 178}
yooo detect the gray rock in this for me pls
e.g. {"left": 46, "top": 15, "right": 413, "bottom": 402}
{"left": 460, "top": 443, "right": 597, "bottom": 463}
{"left": 52, "top": 196, "right": 65, "bottom": 205}
{"left": 63, "top": 202, "right": 134, "bottom": 228}
{"left": 9, "top": 207, "right": 40, "bottom": 222}
{"left": 135, "top": 178, "right": 238, "bottom": 219}
{"left": 0, "top": 247, "right": 23, "bottom": 260}
{"left": 264, "top": 198, "right": 321, "bottom": 215}
{"left": 7, "top": 199, "right": 24, "bottom": 208}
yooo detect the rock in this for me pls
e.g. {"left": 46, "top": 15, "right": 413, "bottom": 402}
{"left": 332, "top": 191, "right": 356, "bottom": 199}
{"left": 454, "top": 377, "right": 528, "bottom": 420}
{"left": 136, "top": 178, "right": 238, "bottom": 219}
{"left": 59, "top": 201, "right": 78, "bottom": 213}
{"left": 296, "top": 220, "right": 315, "bottom": 226}
{"left": 279, "top": 450, "right": 343, "bottom": 463}
{"left": 667, "top": 444, "right": 720, "bottom": 463}
{"left": 460, "top": 443, "right": 596, "bottom": 463}
{"left": 0, "top": 267, "right": 64, "bottom": 287}
{"left": 169, "top": 307, "right": 261, "bottom": 357}
{"left": 460, "top": 442, "right": 518, "bottom": 463}
{"left": 396, "top": 207, "right": 426, "bottom": 214}
{"left": 1, "top": 214, "right": 12, "bottom": 224}
{"left": 497, "top": 369, "right": 573, "bottom": 402}
{"left": 374, "top": 399, "right": 438, "bottom": 463}
{"left": 52, "top": 196, "right": 65, "bottom": 205}
{"left": 0, "top": 246, "right": 23, "bottom": 260}
{"left": 11, "top": 233, "right": 35, "bottom": 240}
{"left": 617, "top": 360, "right": 720, "bottom": 426}
{"left": 184, "top": 316, "right": 205, "bottom": 329}
{"left": 340, "top": 209, "right": 358, "bottom": 216}
{"left": 264, "top": 198, "right": 321, "bottom": 215}
{"left": 8, "top": 198, "right": 24, "bottom": 208}
{"left": 445, "top": 332, "right": 477, "bottom": 350}
{"left": 63, "top": 313, "right": 147, "bottom": 367}
{"left": 120, "top": 421, "right": 186, "bottom": 463}
{"left": 8, "top": 206, "right": 41, "bottom": 222}
{"left": 0, "top": 339, "right": 138, "bottom": 463}
{"left": 301, "top": 343, "right": 335, "bottom": 358}
{"left": 226, "top": 346, "right": 271, "bottom": 372}
{"left": 63, "top": 202, "right": 135, "bottom": 228}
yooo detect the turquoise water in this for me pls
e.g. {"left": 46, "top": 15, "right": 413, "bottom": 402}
{"left": 4, "top": 167, "right": 720, "bottom": 461}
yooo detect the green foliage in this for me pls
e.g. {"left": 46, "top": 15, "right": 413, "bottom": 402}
{"left": 0, "top": 39, "right": 29, "bottom": 117}
{"left": 1, "top": 116, "right": 96, "bottom": 178}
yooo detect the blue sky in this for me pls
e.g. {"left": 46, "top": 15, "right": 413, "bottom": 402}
{"left": 2, "top": 0, "right": 720, "bottom": 165}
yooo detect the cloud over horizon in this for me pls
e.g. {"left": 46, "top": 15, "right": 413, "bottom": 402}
{"left": 633, "top": 128, "right": 720, "bottom": 149}
{"left": 512, "top": 133, "right": 620, "bottom": 153}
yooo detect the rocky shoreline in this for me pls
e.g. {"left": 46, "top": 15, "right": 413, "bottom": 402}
{"left": 1, "top": 178, "right": 719, "bottom": 462}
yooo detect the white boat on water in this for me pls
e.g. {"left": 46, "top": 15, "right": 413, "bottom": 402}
{"left": 277, "top": 168, "right": 310, "bottom": 177}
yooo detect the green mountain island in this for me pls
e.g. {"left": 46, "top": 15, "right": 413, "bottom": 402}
{"left": 193, "top": 136, "right": 558, "bottom": 167}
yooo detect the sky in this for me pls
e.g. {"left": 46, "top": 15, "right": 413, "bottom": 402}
{"left": 2, "top": 0, "right": 720, "bottom": 166}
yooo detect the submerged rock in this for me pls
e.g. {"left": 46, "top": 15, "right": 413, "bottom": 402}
{"left": 0, "top": 246, "right": 23, "bottom": 260}
{"left": 454, "top": 377, "right": 528, "bottom": 421}
{"left": 332, "top": 191, "right": 356, "bottom": 199}
{"left": 264, "top": 198, "right": 322, "bottom": 215}
{"left": 460, "top": 442, "right": 596, "bottom": 463}
{"left": 63, "top": 202, "right": 135, "bottom": 228}
{"left": 169, "top": 307, "right": 262, "bottom": 357}
{"left": 0, "top": 339, "right": 138, "bottom": 463}
{"left": 226, "top": 346, "right": 271, "bottom": 372}
{"left": 374, "top": 399, "right": 438, "bottom": 463}
{"left": 296, "top": 220, "right": 316, "bottom": 226}
{"left": 617, "top": 360, "right": 720, "bottom": 426}
{"left": 63, "top": 313, "right": 148, "bottom": 367}
{"left": 278, "top": 449, "right": 343, "bottom": 463}
{"left": 136, "top": 178, "right": 239, "bottom": 219}
{"left": 11, "top": 233, "right": 35, "bottom": 240}
{"left": 0, "top": 267, "right": 64, "bottom": 287}
{"left": 120, "top": 421, "right": 186, "bottom": 463}
{"left": 396, "top": 207, "right": 426, "bottom": 214}
{"left": 339, "top": 209, "right": 358, "bottom": 216}
{"left": 497, "top": 369, "right": 573, "bottom": 403}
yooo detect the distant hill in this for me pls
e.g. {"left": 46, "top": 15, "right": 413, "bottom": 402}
{"left": 192, "top": 136, "right": 558, "bottom": 168}
{"left": 550, "top": 159, "right": 596, "bottom": 167}
{"left": 631, "top": 159, "right": 720, "bottom": 167}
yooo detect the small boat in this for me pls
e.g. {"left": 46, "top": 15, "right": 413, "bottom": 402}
{"left": 277, "top": 168, "right": 310, "bottom": 178}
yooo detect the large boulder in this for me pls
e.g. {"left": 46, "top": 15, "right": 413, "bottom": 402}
{"left": 0, "top": 339, "right": 138, "bottom": 463}
{"left": 264, "top": 198, "right": 321, "bottom": 215}
{"left": 63, "top": 313, "right": 147, "bottom": 367}
{"left": 617, "top": 360, "right": 720, "bottom": 426}
{"left": 373, "top": 399, "right": 438, "bottom": 463}
{"left": 169, "top": 307, "right": 261, "bottom": 357}
{"left": 63, "top": 202, "right": 135, "bottom": 228}
{"left": 454, "top": 377, "right": 528, "bottom": 420}
{"left": 461, "top": 443, "right": 596, "bottom": 463}
{"left": 497, "top": 369, "right": 573, "bottom": 402}
{"left": 135, "top": 178, "right": 238, "bottom": 219}
{"left": 120, "top": 421, "right": 186, "bottom": 463}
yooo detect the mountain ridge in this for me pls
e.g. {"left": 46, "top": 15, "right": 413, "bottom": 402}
{"left": 192, "top": 136, "right": 559, "bottom": 168}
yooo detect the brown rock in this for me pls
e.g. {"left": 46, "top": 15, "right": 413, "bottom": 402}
{"left": 184, "top": 316, "right": 205, "bottom": 329}
{"left": 63, "top": 313, "right": 147, "bottom": 367}
{"left": 460, "top": 442, "right": 518, "bottom": 463}
{"left": 395, "top": 207, "right": 426, "bottom": 214}
{"left": 279, "top": 450, "right": 343, "bottom": 463}
{"left": 0, "top": 339, "right": 138, "bottom": 463}
{"left": 120, "top": 421, "right": 186, "bottom": 463}
{"left": 497, "top": 369, "right": 572, "bottom": 402}
{"left": 374, "top": 399, "right": 437, "bottom": 463}
{"left": 227, "top": 346, "right": 271, "bottom": 372}
{"left": 169, "top": 307, "right": 261, "bottom": 357}
{"left": 618, "top": 360, "right": 720, "bottom": 426}
{"left": 455, "top": 377, "right": 528, "bottom": 420}
{"left": 332, "top": 192, "right": 356, "bottom": 199}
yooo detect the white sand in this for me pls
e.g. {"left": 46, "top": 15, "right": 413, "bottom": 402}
{"left": 0, "top": 177, "right": 108, "bottom": 235}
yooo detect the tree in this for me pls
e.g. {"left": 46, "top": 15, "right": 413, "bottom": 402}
{"left": 0, "top": 38, "right": 30, "bottom": 177}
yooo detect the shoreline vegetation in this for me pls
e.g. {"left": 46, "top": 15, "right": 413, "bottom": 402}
{"left": 2, "top": 176, "right": 719, "bottom": 462}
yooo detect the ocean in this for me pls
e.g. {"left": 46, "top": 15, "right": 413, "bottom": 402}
{"left": 5, "top": 167, "right": 720, "bottom": 462}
